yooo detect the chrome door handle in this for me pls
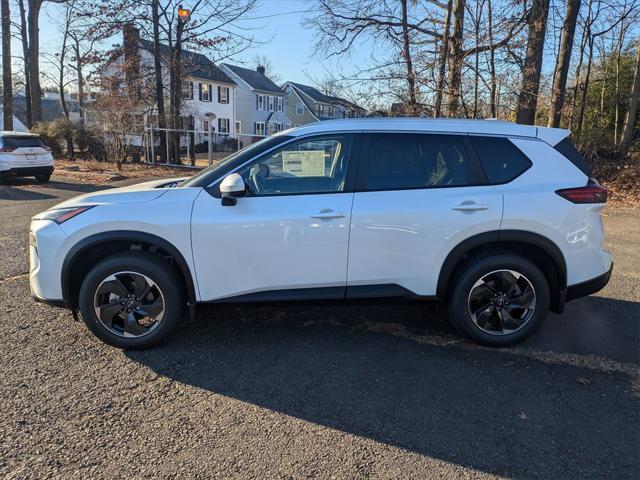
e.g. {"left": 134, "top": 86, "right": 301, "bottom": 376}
{"left": 452, "top": 202, "right": 488, "bottom": 212}
{"left": 311, "top": 210, "right": 346, "bottom": 219}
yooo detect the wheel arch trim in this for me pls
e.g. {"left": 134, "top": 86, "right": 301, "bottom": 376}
{"left": 436, "top": 230, "right": 567, "bottom": 300}
{"left": 61, "top": 230, "right": 197, "bottom": 305}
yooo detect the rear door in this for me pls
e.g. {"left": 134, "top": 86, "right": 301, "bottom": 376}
{"left": 346, "top": 132, "right": 503, "bottom": 297}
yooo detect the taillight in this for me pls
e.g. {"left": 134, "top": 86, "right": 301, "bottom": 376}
{"left": 42, "top": 145, "right": 52, "bottom": 152}
{"left": 0, "top": 147, "right": 16, "bottom": 152}
{"left": 556, "top": 179, "right": 608, "bottom": 204}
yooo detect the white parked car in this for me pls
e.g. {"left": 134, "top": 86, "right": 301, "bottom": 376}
{"left": 0, "top": 131, "right": 54, "bottom": 183}
{"left": 29, "top": 119, "right": 612, "bottom": 349}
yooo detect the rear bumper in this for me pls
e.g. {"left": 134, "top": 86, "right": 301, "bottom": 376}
{"left": 566, "top": 263, "right": 613, "bottom": 302}
{"left": 2, "top": 165, "right": 53, "bottom": 177}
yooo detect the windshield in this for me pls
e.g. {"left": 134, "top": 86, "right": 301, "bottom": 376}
{"left": 180, "top": 135, "right": 293, "bottom": 188}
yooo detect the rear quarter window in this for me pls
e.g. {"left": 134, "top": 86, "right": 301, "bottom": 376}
{"left": 469, "top": 136, "right": 532, "bottom": 184}
{"left": 553, "top": 137, "right": 591, "bottom": 176}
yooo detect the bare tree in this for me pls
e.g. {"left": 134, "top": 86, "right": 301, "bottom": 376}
{"left": 1, "top": 0, "right": 12, "bottom": 130}
{"left": 434, "top": 0, "right": 452, "bottom": 117}
{"left": 516, "top": 0, "right": 550, "bottom": 125}
{"left": 548, "top": 0, "right": 580, "bottom": 127}
{"left": 252, "top": 54, "right": 281, "bottom": 84}
{"left": 620, "top": 38, "right": 640, "bottom": 156}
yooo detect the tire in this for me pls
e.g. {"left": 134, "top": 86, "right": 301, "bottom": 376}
{"left": 35, "top": 173, "right": 51, "bottom": 183}
{"left": 78, "top": 252, "right": 185, "bottom": 349}
{"left": 447, "top": 252, "right": 550, "bottom": 347}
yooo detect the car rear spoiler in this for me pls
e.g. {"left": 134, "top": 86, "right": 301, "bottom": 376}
{"left": 536, "top": 126, "right": 570, "bottom": 146}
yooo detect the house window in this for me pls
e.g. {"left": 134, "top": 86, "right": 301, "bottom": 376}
{"left": 218, "top": 86, "right": 229, "bottom": 104}
{"left": 269, "top": 96, "right": 274, "bottom": 111}
{"left": 277, "top": 97, "right": 283, "bottom": 112}
{"left": 182, "top": 81, "right": 193, "bottom": 100}
{"left": 200, "top": 83, "right": 211, "bottom": 102}
{"left": 203, "top": 120, "right": 209, "bottom": 135}
{"left": 218, "top": 118, "right": 230, "bottom": 134}
{"left": 255, "top": 122, "right": 265, "bottom": 136}
{"left": 257, "top": 94, "right": 263, "bottom": 111}
{"left": 235, "top": 120, "right": 241, "bottom": 134}
{"left": 276, "top": 123, "right": 283, "bottom": 132}
{"left": 296, "top": 102, "right": 304, "bottom": 115}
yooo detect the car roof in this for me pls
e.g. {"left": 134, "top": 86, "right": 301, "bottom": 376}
{"left": 279, "top": 118, "right": 569, "bottom": 146}
{"left": 0, "top": 131, "right": 39, "bottom": 137}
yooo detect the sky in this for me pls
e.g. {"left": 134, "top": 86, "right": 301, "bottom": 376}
{"left": 23, "top": 0, "right": 354, "bottom": 90}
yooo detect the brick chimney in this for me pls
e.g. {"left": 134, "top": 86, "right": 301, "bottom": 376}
{"left": 256, "top": 65, "right": 266, "bottom": 75}
{"left": 123, "top": 24, "right": 141, "bottom": 99}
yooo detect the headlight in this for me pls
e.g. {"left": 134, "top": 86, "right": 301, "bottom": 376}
{"left": 33, "top": 206, "right": 95, "bottom": 224}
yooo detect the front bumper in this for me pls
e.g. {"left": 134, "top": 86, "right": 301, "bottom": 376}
{"left": 29, "top": 219, "right": 68, "bottom": 303}
{"left": 566, "top": 263, "right": 613, "bottom": 302}
{"left": 31, "top": 291, "right": 69, "bottom": 309}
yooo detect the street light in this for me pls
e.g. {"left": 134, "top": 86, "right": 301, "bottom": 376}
{"left": 178, "top": 5, "right": 191, "bottom": 22}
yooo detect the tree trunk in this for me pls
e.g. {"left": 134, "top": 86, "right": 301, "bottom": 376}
{"left": 575, "top": 38, "right": 594, "bottom": 144}
{"left": 434, "top": 0, "right": 452, "bottom": 117}
{"left": 547, "top": 0, "right": 580, "bottom": 127}
{"left": 73, "top": 38, "right": 84, "bottom": 124}
{"left": 619, "top": 39, "right": 640, "bottom": 156}
{"left": 58, "top": 26, "right": 73, "bottom": 159}
{"left": 516, "top": 0, "right": 550, "bottom": 125}
{"left": 151, "top": 0, "right": 167, "bottom": 163}
{"left": 446, "top": 0, "right": 465, "bottom": 117}
{"left": 17, "top": 0, "right": 31, "bottom": 128}
{"left": 472, "top": 0, "right": 483, "bottom": 118}
{"left": 1, "top": 0, "right": 12, "bottom": 130}
{"left": 487, "top": 0, "right": 497, "bottom": 117}
{"left": 400, "top": 0, "right": 418, "bottom": 115}
{"left": 27, "top": 0, "right": 42, "bottom": 124}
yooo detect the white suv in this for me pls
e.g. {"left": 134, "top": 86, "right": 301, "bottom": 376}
{"left": 0, "top": 131, "right": 54, "bottom": 183}
{"left": 29, "top": 119, "right": 612, "bottom": 349}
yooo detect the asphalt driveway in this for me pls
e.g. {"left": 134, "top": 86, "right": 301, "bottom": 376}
{"left": 1, "top": 175, "right": 638, "bottom": 479}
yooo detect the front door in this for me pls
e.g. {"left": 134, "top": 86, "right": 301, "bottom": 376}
{"left": 191, "top": 134, "right": 360, "bottom": 301}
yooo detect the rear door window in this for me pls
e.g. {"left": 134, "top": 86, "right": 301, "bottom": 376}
{"left": 469, "top": 136, "right": 532, "bottom": 184}
{"left": 360, "top": 133, "right": 486, "bottom": 191}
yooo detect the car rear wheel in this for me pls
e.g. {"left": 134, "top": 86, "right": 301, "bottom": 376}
{"left": 35, "top": 173, "right": 51, "bottom": 183}
{"left": 78, "top": 252, "right": 185, "bottom": 349}
{"left": 447, "top": 252, "right": 550, "bottom": 347}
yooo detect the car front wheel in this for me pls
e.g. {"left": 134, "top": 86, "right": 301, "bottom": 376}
{"left": 78, "top": 252, "right": 185, "bottom": 349}
{"left": 447, "top": 252, "right": 550, "bottom": 347}
{"left": 35, "top": 173, "right": 51, "bottom": 183}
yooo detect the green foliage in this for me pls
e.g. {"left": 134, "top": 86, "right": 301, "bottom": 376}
{"left": 569, "top": 49, "right": 637, "bottom": 154}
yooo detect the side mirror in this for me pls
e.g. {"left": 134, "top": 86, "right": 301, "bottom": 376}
{"left": 219, "top": 173, "right": 246, "bottom": 206}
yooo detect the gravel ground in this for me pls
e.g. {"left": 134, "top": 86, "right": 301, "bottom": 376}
{"left": 0, "top": 176, "right": 638, "bottom": 479}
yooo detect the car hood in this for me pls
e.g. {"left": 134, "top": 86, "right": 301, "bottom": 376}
{"left": 52, "top": 177, "right": 190, "bottom": 208}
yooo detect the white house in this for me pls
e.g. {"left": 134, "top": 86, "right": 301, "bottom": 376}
{"left": 219, "top": 64, "right": 290, "bottom": 141}
{"left": 93, "top": 27, "right": 238, "bottom": 147}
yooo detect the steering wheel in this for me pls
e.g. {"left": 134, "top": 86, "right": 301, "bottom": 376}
{"left": 249, "top": 163, "right": 268, "bottom": 194}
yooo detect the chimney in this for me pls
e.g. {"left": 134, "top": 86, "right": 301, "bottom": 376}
{"left": 123, "top": 24, "right": 141, "bottom": 99}
{"left": 256, "top": 65, "right": 266, "bottom": 75}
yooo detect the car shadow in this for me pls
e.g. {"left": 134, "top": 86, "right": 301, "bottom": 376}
{"left": 126, "top": 298, "right": 639, "bottom": 478}
{"left": 0, "top": 185, "right": 57, "bottom": 201}
{"left": 0, "top": 177, "right": 114, "bottom": 197}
